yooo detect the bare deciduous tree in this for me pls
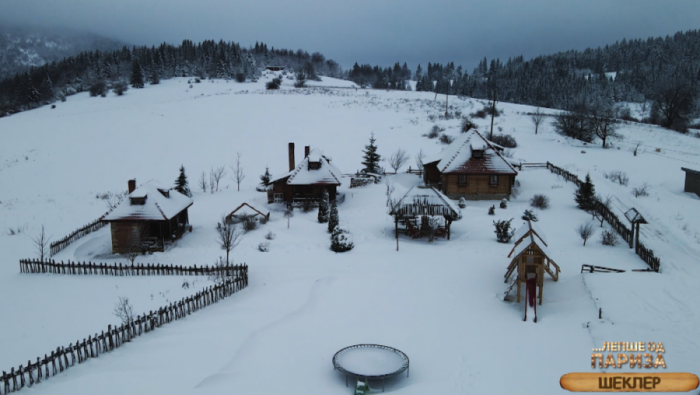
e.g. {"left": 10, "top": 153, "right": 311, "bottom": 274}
{"left": 230, "top": 152, "right": 246, "bottom": 192}
{"left": 389, "top": 148, "right": 410, "bottom": 173}
{"left": 589, "top": 105, "right": 621, "bottom": 148}
{"left": 415, "top": 149, "right": 425, "bottom": 173}
{"left": 530, "top": 108, "right": 545, "bottom": 134}
{"left": 284, "top": 205, "right": 294, "bottom": 228}
{"left": 113, "top": 296, "right": 135, "bottom": 325}
{"left": 105, "top": 191, "right": 127, "bottom": 210}
{"left": 199, "top": 171, "right": 208, "bottom": 193}
{"left": 32, "top": 225, "right": 50, "bottom": 262}
{"left": 577, "top": 222, "right": 596, "bottom": 246}
{"left": 216, "top": 216, "right": 242, "bottom": 264}
{"left": 210, "top": 165, "right": 226, "bottom": 193}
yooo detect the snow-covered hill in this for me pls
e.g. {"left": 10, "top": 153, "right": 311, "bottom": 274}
{"left": 1, "top": 74, "right": 699, "bottom": 394}
{"left": 0, "top": 26, "right": 124, "bottom": 80}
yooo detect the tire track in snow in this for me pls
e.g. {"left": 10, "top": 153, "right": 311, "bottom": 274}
{"left": 192, "top": 276, "right": 334, "bottom": 389}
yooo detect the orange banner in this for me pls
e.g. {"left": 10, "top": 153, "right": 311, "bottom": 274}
{"left": 560, "top": 372, "right": 699, "bottom": 392}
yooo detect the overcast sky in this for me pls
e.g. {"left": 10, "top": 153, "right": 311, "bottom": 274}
{"left": 1, "top": 0, "right": 699, "bottom": 72}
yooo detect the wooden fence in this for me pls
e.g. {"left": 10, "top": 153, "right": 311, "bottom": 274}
{"left": 3, "top": 261, "right": 248, "bottom": 394}
{"left": 546, "top": 162, "right": 661, "bottom": 272}
{"left": 49, "top": 218, "right": 108, "bottom": 257}
{"left": 20, "top": 259, "right": 245, "bottom": 277}
{"left": 350, "top": 178, "right": 375, "bottom": 188}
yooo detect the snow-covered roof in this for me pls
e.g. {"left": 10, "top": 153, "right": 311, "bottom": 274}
{"left": 391, "top": 186, "right": 462, "bottom": 219}
{"left": 512, "top": 221, "right": 548, "bottom": 246}
{"left": 102, "top": 180, "right": 193, "bottom": 221}
{"left": 508, "top": 234, "right": 554, "bottom": 261}
{"left": 228, "top": 202, "right": 269, "bottom": 218}
{"left": 423, "top": 130, "right": 518, "bottom": 175}
{"left": 272, "top": 148, "right": 342, "bottom": 186}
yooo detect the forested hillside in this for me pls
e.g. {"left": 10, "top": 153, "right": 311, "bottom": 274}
{"left": 0, "top": 39, "right": 340, "bottom": 116}
{"left": 349, "top": 30, "right": 700, "bottom": 129}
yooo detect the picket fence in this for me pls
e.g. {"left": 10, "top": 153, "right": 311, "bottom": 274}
{"left": 3, "top": 260, "right": 248, "bottom": 394}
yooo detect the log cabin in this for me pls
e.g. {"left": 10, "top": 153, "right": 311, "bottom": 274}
{"left": 268, "top": 143, "right": 342, "bottom": 205}
{"left": 101, "top": 179, "right": 193, "bottom": 254}
{"left": 422, "top": 129, "right": 519, "bottom": 200}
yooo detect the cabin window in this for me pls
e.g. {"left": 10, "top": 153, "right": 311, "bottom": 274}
{"left": 308, "top": 161, "right": 321, "bottom": 170}
{"left": 273, "top": 193, "right": 284, "bottom": 203}
{"left": 489, "top": 175, "right": 499, "bottom": 186}
{"left": 130, "top": 197, "right": 145, "bottom": 205}
{"left": 472, "top": 150, "right": 484, "bottom": 159}
{"left": 458, "top": 174, "right": 467, "bottom": 186}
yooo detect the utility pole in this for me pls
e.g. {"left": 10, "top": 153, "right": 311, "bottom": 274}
{"left": 489, "top": 89, "right": 497, "bottom": 140}
{"left": 445, "top": 82, "right": 449, "bottom": 117}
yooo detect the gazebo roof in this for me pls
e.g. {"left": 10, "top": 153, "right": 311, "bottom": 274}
{"left": 390, "top": 186, "right": 462, "bottom": 219}
{"left": 227, "top": 202, "right": 269, "bottom": 219}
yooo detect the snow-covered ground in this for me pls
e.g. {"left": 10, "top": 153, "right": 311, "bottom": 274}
{"left": 1, "top": 73, "right": 699, "bottom": 394}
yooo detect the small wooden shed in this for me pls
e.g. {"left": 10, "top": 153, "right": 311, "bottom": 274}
{"left": 681, "top": 167, "right": 700, "bottom": 197}
{"left": 504, "top": 221, "right": 560, "bottom": 305}
{"left": 226, "top": 203, "right": 270, "bottom": 224}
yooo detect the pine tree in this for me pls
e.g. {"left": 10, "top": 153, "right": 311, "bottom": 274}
{"left": 130, "top": 59, "right": 144, "bottom": 88}
{"left": 522, "top": 210, "right": 538, "bottom": 222}
{"left": 361, "top": 133, "right": 381, "bottom": 174}
{"left": 259, "top": 166, "right": 272, "bottom": 186}
{"left": 575, "top": 173, "right": 597, "bottom": 211}
{"left": 174, "top": 165, "right": 191, "bottom": 197}
{"left": 330, "top": 226, "right": 354, "bottom": 252}
{"left": 328, "top": 200, "right": 339, "bottom": 233}
{"left": 317, "top": 190, "right": 330, "bottom": 223}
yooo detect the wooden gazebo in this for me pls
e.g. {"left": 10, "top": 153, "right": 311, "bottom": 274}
{"left": 389, "top": 186, "right": 462, "bottom": 250}
{"left": 504, "top": 221, "right": 560, "bottom": 305}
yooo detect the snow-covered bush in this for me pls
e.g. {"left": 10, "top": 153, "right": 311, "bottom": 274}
{"left": 265, "top": 231, "right": 275, "bottom": 240}
{"left": 243, "top": 216, "right": 258, "bottom": 232}
{"left": 113, "top": 81, "right": 129, "bottom": 96}
{"left": 488, "top": 205, "right": 495, "bottom": 215}
{"left": 330, "top": 227, "right": 354, "bottom": 252}
{"left": 493, "top": 218, "right": 514, "bottom": 243}
{"left": 601, "top": 230, "right": 618, "bottom": 246}
{"left": 603, "top": 170, "right": 629, "bottom": 186}
{"left": 258, "top": 242, "right": 270, "bottom": 252}
{"left": 500, "top": 199, "right": 507, "bottom": 209}
{"left": 522, "top": 210, "right": 538, "bottom": 222}
{"left": 530, "top": 194, "right": 550, "bottom": 209}
{"left": 424, "top": 125, "right": 444, "bottom": 139}
{"left": 89, "top": 81, "right": 108, "bottom": 97}
{"left": 439, "top": 134, "right": 454, "bottom": 144}
{"left": 632, "top": 183, "right": 650, "bottom": 197}
{"left": 490, "top": 133, "right": 517, "bottom": 148}
{"left": 458, "top": 197, "right": 467, "bottom": 208}
{"left": 576, "top": 222, "right": 596, "bottom": 246}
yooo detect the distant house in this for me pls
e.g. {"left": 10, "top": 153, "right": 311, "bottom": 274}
{"left": 422, "top": 129, "right": 519, "bottom": 200}
{"left": 265, "top": 66, "right": 285, "bottom": 71}
{"left": 226, "top": 203, "right": 270, "bottom": 224}
{"left": 101, "top": 179, "right": 193, "bottom": 254}
{"left": 681, "top": 167, "right": 700, "bottom": 197}
{"left": 268, "top": 143, "right": 343, "bottom": 205}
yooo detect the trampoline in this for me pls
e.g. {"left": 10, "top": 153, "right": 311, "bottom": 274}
{"left": 333, "top": 344, "right": 409, "bottom": 392}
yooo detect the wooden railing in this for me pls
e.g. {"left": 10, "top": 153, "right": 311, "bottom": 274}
{"left": 546, "top": 162, "right": 660, "bottom": 272}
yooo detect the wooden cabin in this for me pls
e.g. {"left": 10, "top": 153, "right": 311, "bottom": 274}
{"left": 422, "top": 130, "right": 519, "bottom": 200}
{"left": 101, "top": 179, "right": 193, "bottom": 254}
{"left": 504, "top": 221, "right": 560, "bottom": 305}
{"left": 681, "top": 167, "right": 700, "bottom": 197}
{"left": 268, "top": 143, "right": 342, "bottom": 205}
{"left": 226, "top": 203, "right": 270, "bottom": 224}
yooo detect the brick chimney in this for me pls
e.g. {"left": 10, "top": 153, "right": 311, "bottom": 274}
{"left": 288, "top": 143, "right": 295, "bottom": 171}
{"left": 128, "top": 179, "right": 136, "bottom": 194}
{"left": 305, "top": 146, "right": 310, "bottom": 158}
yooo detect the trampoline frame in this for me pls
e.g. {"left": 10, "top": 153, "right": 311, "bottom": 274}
{"left": 332, "top": 344, "right": 409, "bottom": 392}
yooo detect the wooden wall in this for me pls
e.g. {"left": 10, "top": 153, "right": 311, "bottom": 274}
{"left": 110, "top": 221, "right": 143, "bottom": 254}
{"left": 423, "top": 163, "right": 441, "bottom": 186}
{"left": 684, "top": 171, "right": 700, "bottom": 197}
{"left": 443, "top": 174, "right": 512, "bottom": 198}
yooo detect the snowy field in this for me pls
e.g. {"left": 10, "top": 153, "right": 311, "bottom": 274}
{"left": 1, "top": 72, "right": 700, "bottom": 394}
